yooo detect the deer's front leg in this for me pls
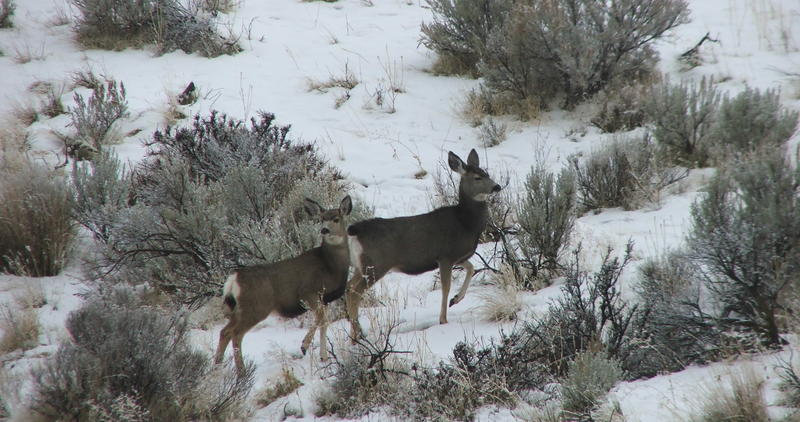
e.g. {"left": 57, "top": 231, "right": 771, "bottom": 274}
{"left": 449, "top": 260, "right": 474, "bottom": 307}
{"left": 438, "top": 261, "right": 453, "bottom": 324}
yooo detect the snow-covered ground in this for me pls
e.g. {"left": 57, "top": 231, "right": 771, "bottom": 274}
{"left": 1, "top": 0, "right": 799, "bottom": 420}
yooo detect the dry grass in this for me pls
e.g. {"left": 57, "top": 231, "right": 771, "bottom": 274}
{"left": 12, "top": 42, "right": 47, "bottom": 64}
{"left": 476, "top": 265, "right": 523, "bottom": 322}
{"left": 306, "top": 64, "right": 359, "bottom": 93}
{"left": 693, "top": 369, "right": 769, "bottom": 422}
{"left": 10, "top": 101, "right": 39, "bottom": 127}
{"left": 463, "top": 86, "right": 540, "bottom": 126}
{"left": 0, "top": 303, "right": 40, "bottom": 354}
{"left": 0, "top": 161, "right": 75, "bottom": 277}
{"left": 255, "top": 367, "right": 304, "bottom": 408}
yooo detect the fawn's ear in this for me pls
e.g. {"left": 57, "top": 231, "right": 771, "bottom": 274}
{"left": 303, "top": 198, "right": 323, "bottom": 217}
{"left": 448, "top": 151, "right": 467, "bottom": 175}
{"left": 467, "top": 149, "right": 479, "bottom": 167}
{"left": 340, "top": 195, "right": 353, "bottom": 216}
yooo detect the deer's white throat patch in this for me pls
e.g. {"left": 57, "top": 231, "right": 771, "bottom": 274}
{"left": 348, "top": 236, "right": 364, "bottom": 270}
{"left": 473, "top": 193, "right": 490, "bottom": 201}
{"left": 325, "top": 234, "right": 345, "bottom": 245}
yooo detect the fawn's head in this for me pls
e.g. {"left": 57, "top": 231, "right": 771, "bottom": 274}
{"left": 448, "top": 149, "right": 502, "bottom": 202}
{"left": 303, "top": 195, "right": 353, "bottom": 245}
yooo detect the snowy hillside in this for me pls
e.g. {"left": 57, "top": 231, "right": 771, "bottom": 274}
{"left": 1, "top": 0, "right": 799, "bottom": 421}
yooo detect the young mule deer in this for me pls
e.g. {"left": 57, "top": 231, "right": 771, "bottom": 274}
{"left": 214, "top": 196, "right": 353, "bottom": 373}
{"left": 345, "top": 149, "right": 501, "bottom": 340}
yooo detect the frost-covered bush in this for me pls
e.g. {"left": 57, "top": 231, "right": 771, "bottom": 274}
{"left": 514, "top": 164, "right": 576, "bottom": 287}
{"left": 71, "top": 0, "right": 240, "bottom": 56}
{"left": 0, "top": 0, "right": 15, "bottom": 28}
{"left": 710, "top": 87, "right": 798, "bottom": 161}
{"left": 573, "top": 134, "right": 687, "bottom": 212}
{"left": 645, "top": 78, "right": 720, "bottom": 167}
{"left": 695, "top": 371, "right": 769, "bottom": 422}
{"left": 73, "top": 111, "right": 367, "bottom": 306}
{"left": 0, "top": 161, "right": 75, "bottom": 276}
{"left": 591, "top": 83, "right": 650, "bottom": 133}
{"left": 778, "top": 359, "right": 800, "bottom": 408}
{"left": 624, "top": 251, "right": 729, "bottom": 379}
{"left": 29, "top": 288, "right": 254, "bottom": 422}
{"left": 561, "top": 351, "right": 623, "bottom": 419}
{"left": 423, "top": 0, "right": 687, "bottom": 112}
{"left": 688, "top": 149, "right": 800, "bottom": 347}
{"left": 315, "top": 322, "right": 410, "bottom": 418}
{"left": 420, "top": 0, "right": 510, "bottom": 76}
{"left": 68, "top": 79, "right": 128, "bottom": 157}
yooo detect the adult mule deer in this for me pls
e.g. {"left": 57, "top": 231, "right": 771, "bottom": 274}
{"left": 214, "top": 195, "right": 352, "bottom": 373}
{"left": 345, "top": 149, "right": 501, "bottom": 340}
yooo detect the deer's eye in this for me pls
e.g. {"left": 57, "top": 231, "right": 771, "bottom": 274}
{"left": 474, "top": 176, "right": 482, "bottom": 181}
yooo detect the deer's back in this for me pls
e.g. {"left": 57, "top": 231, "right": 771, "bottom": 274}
{"left": 348, "top": 206, "right": 484, "bottom": 275}
{"left": 234, "top": 247, "right": 349, "bottom": 318}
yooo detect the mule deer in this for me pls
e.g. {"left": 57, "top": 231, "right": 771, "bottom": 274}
{"left": 345, "top": 149, "right": 501, "bottom": 340}
{"left": 214, "top": 196, "right": 352, "bottom": 373}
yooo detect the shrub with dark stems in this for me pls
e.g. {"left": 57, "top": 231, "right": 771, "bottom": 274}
{"left": 71, "top": 0, "right": 240, "bottom": 57}
{"left": 688, "top": 149, "right": 800, "bottom": 347}
{"left": 29, "top": 288, "right": 254, "bottom": 422}
{"left": 72, "top": 111, "right": 369, "bottom": 307}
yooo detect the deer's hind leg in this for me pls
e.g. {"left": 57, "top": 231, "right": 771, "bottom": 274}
{"left": 438, "top": 261, "right": 453, "bottom": 324}
{"left": 214, "top": 317, "right": 237, "bottom": 365}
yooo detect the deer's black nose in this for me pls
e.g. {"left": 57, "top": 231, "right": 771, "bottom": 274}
{"left": 321, "top": 228, "right": 330, "bottom": 235}
{"left": 492, "top": 184, "right": 502, "bottom": 193}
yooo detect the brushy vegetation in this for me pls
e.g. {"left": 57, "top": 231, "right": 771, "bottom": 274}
{"left": 0, "top": 0, "right": 14, "bottom": 28}
{"left": 66, "top": 79, "right": 129, "bottom": 160}
{"left": 511, "top": 164, "right": 576, "bottom": 288}
{"left": 778, "top": 358, "right": 800, "bottom": 409}
{"left": 72, "top": 111, "right": 369, "bottom": 307}
{"left": 561, "top": 351, "right": 624, "bottom": 419}
{"left": 645, "top": 79, "right": 798, "bottom": 167}
{"left": 71, "top": 0, "right": 240, "bottom": 56}
{"left": 644, "top": 77, "right": 720, "bottom": 167}
{"left": 29, "top": 288, "right": 254, "bottom": 422}
{"left": 0, "top": 303, "right": 39, "bottom": 354}
{"left": 572, "top": 134, "right": 687, "bottom": 212}
{"left": 688, "top": 149, "right": 800, "bottom": 347}
{"left": 0, "top": 160, "right": 75, "bottom": 276}
{"left": 710, "top": 87, "right": 798, "bottom": 161}
{"left": 591, "top": 83, "right": 650, "bottom": 133}
{"left": 422, "top": 0, "right": 688, "bottom": 114}
{"left": 693, "top": 370, "right": 769, "bottom": 422}
{"left": 255, "top": 368, "right": 303, "bottom": 408}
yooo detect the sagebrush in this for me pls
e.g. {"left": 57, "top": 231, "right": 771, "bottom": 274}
{"left": 73, "top": 111, "right": 368, "bottom": 307}
{"left": 29, "top": 288, "right": 254, "bottom": 422}
{"left": 0, "top": 0, "right": 14, "bottom": 28}
{"left": 71, "top": 0, "right": 240, "bottom": 56}
{"left": 423, "top": 0, "right": 688, "bottom": 113}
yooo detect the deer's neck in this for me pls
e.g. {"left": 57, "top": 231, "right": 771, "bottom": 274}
{"left": 456, "top": 191, "right": 489, "bottom": 234}
{"left": 320, "top": 241, "right": 350, "bottom": 273}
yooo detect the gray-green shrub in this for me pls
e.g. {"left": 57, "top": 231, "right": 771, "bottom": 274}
{"left": 710, "top": 87, "right": 798, "bottom": 161}
{"left": 688, "top": 149, "right": 800, "bottom": 346}
{"left": 573, "top": 135, "right": 687, "bottom": 212}
{"left": 778, "top": 358, "right": 800, "bottom": 408}
{"left": 514, "top": 164, "right": 576, "bottom": 287}
{"left": 71, "top": 0, "right": 240, "bottom": 57}
{"left": 0, "top": 0, "right": 14, "bottom": 28}
{"left": 0, "top": 161, "right": 75, "bottom": 276}
{"left": 645, "top": 77, "right": 720, "bottom": 167}
{"left": 29, "top": 288, "right": 254, "bottom": 421}
{"left": 561, "top": 351, "right": 624, "bottom": 418}
{"left": 68, "top": 79, "right": 128, "bottom": 156}
{"left": 73, "top": 111, "right": 369, "bottom": 307}
{"left": 423, "top": 0, "right": 688, "bottom": 112}
{"left": 420, "top": 0, "right": 510, "bottom": 76}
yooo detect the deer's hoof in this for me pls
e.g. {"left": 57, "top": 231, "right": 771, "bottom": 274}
{"left": 449, "top": 296, "right": 459, "bottom": 307}
{"left": 300, "top": 346, "right": 307, "bottom": 356}
{"left": 439, "top": 317, "right": 448, "bottom": 325}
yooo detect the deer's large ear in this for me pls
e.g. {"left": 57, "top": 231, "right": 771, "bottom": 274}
{"left": 303, "top": 198, "right": 323, "bottom": 217}
{"left": 467, "top": 149, "right": 479, "bottom": 167}
{"left": 340, "top": 195, "right": 353, "bottom": 216}
{"left": 448, "top": 151, "right": 466, "bottom": 175}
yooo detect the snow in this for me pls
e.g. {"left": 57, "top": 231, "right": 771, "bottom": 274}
{"left": 1, "top": 0, "right": 800, "bottom": 420}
